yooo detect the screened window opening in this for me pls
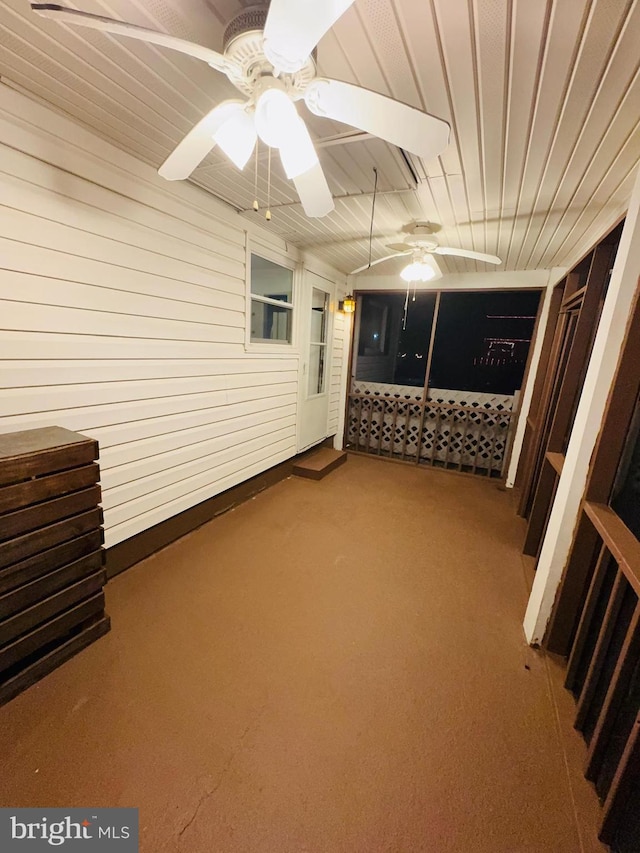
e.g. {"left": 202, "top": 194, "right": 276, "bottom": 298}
{"left": 349, "top": 289, "right": 541, "bottom": 477}
{"left": 250, "top": 254, "right": 294, "bottom": 343}
{"left": 355, "top": 293, "right": 436, "bottom": 388}
{"left": 429, "top": 290, "right": 541, "bottom": 395}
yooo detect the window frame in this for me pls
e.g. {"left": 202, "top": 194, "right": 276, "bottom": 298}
{"left": 245, "top": 244, "right": 299, "bottom": 353}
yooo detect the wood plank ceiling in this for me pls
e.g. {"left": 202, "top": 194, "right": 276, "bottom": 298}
{"left": 1, "top": 0, "right": 638, "bottom": 277}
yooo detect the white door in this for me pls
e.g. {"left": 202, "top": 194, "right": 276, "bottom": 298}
{"left": 297, "top": 271, "right": 334, "bottom": 451}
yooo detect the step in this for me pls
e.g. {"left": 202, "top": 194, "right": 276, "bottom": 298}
{"left": 292, "top": 448, "right": 347, "bottom": 481}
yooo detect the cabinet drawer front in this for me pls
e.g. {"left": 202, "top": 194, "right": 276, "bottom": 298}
{"left": 0, "top": 486, "right": 102, "bottom": 542}
{"left": 0, "top": 464, "right": 100, "bottom": 515}
{"left": 0, "top": 530, "right": 104, "bottom": 594}
{"left": 0, "top": 592, "right": 105, "bottom": 675}
{"left": 0, "top": 551, "right": 104, "bottom": 621}
{"left": 0, "top": 508, "right": 103, "bottom": 569}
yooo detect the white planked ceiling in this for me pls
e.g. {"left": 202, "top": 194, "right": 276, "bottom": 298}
{"left": 1, "top": 0, "right": 638, "bottom": 277}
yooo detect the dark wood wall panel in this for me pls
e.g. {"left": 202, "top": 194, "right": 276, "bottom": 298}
{"left": 541, "top": 259, "right": 640, "bottom": 849}
{"left": 520, "top": 222, "right": 624, "bottom": 559}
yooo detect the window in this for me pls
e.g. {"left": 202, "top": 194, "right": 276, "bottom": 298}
{"left": 308, "top": 288, "right": 329, "bottom": 395}
{"left": 353, "top": 290, "right": 540, "bottom": 393}
{"left": 358, "top": 297, "right": 392, "bottom": 357}
{"left": 249, "top": 254, "right": 294, "bottom": 344}
{"left": 354, "top": 292, "right": 436, "bottom": 387}
{"left": 428, "top": 290, "right": 540, "bottom": 394}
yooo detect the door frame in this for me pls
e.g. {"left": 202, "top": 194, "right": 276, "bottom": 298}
{"left": 296, "top": 269, "right": 335, "bottom": 452}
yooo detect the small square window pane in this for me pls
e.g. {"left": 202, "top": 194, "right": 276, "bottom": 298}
{"left": 311, "top": 288, "right": 329, "bottom": 343}
{"left": 251, "top": 299, "right": 292, "bottom": 343}
{"left": 308, "top": 344, "right": 326, "bottom": 395}
{"left": 251, "top": 254, "right": 293, "bottom": 303}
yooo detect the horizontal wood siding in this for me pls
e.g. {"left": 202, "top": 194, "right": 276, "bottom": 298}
{"left": 0, "top": 86, "right": 345, "bottom": 549}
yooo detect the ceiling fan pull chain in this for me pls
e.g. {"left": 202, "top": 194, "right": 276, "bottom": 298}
{"left": 265, "top": 146, "right": 272, "bottom": 221}
{"left": 366, "top": 166, "right": 378, "bottom": 271}
{"left": 252, "top": 140, "right": 259, "bottom": 212}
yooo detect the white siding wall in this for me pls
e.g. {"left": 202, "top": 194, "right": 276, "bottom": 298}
{"left": 0, "top": 85, "right": 345, "bottom": 548}
{"left": 328, "top": 284, "right": 355, "bottom": 449}
{"left": 328, "top": 291, "right": 347, "bottom": 437}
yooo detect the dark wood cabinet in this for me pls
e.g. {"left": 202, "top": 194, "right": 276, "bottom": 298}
{"left": 0, "top": 426, "right": 110, "bottom": 706}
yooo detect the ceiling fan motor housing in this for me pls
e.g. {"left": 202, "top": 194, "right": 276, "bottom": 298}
{"left": 222, "top": 5, "right": 270, "bottom": 49}
{"left": 408, "top": 237, "right": 439, "bottom": 251}
{"left": 223, "top": 4, "right": 317, "bottom": 97}
{"left": 404, "top": 223, "right": 440, "bottom": 251}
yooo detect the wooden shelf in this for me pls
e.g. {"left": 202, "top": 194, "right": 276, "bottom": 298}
{"left": 546, "top": 451, "right": 566, "bottom": 476}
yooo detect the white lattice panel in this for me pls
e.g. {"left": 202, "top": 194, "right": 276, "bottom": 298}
{"left": 427, "top": 388, "right": 514, "bottom": 411}
{"left": 352, "top": 380, "right": 423, "bottom": 400}
{"left": 348, "top": 384, "right": 515, "bottom": 474}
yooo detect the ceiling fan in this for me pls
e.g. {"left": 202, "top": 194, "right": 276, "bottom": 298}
{"left": 31, "top": 1, "right": 451, "bottom": 219}
{"left": 350, "top": 222, "right": 502, "bottom": 277}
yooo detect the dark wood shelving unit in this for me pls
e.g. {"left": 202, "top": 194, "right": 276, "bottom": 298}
{"left": 517, "top": 221, "right": 624, "bottom": 559}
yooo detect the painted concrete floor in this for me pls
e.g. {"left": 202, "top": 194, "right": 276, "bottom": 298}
{"left": 0, "top": 455, "right": 607, "bottom": 852}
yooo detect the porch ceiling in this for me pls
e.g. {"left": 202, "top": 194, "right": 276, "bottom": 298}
{"left": 1, "top": 0, "right": 638, "bottom": 277}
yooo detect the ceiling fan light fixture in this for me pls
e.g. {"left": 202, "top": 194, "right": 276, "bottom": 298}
{"left": 254, "top": 84, "right": 300, "bottom": 149}
{"left": 400, "top": 261, "right": 436, "bottom": 283}
{"left": 278, "top": 117, "right": 319, "bottom": 179}
{"left": 213, "top": 109, "right": 257, "bottom": 170}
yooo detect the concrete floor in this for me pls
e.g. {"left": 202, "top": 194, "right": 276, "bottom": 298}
{"left": 0, "top": 455, "right": 607, "bottom": 852}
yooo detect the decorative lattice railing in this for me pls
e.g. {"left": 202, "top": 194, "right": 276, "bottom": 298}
{"left": 347, "top": 382, "right": 516, "bottom": 477}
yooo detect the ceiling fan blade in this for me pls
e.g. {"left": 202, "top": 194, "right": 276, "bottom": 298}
{"left": 159, "top": 101, "right": 248, "bottom": 181}
{"left": 293, "top": 164, "right": 334, "bottom": 218}
{"left": 264, "top": 0, "right": 355, "bottom": 73}
{"left": 350, "top": 254, "right": 406, "bottom": 275}
{"left": 386, "top": 243, "right": 413, "bottom": 252}
{"left": 433, "top": 247, "right": 502, "bottom": 264}
{"left": 31, "top": 4, "right": 231, "bottom": 72}
{"left": 305, "top": 79, "right": 450, "bottom": 161}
